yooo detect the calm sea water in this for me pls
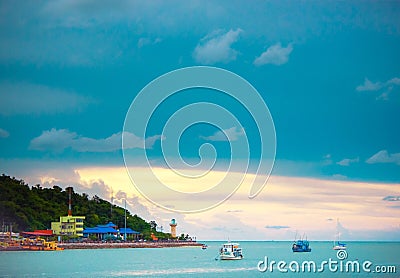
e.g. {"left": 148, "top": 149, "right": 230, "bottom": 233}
{"left": 0, "top": 241, "right": 399, "bottom": 277}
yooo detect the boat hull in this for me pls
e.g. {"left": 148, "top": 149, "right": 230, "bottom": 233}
{"left": 292, "top": 240, "right": 311, "bottom": 253}
{"left": 333, "top": 246, "right": 346, "bottom": 250}
{"left": 292, "top": 249, "right": 311, "bottom": 252}
{"left": 220, "top": 255, "right": 243, "bottom": 260}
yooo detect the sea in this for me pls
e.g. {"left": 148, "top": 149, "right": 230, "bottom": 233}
{"left": 0, "top": 241, "right": 399, "bottom": 277}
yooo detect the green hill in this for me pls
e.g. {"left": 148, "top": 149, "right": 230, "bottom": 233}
{"left": 0, "top": 174, "right": 170, "bottom": 240}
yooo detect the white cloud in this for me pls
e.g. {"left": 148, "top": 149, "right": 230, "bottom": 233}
{"left": 200, "top": 127, "right": 244, "bottom": 142}
{"left": 0, "top": 82, "right": 92, "bottom": 116}
{"left": 376, "top": 90, "right": 391, "bottom": 101}
{"left": 193, "top": 29, "right": 242, "bottom": 64}
{"left": 383, "top": 196, "right": 400, "bottom": 202}
{"left": 332, "top": 174, "right": 347, "bottom": 180}
{"left": 29, "top": 128, "right": 162, "bottom": 153}
{"left": 356, "top": 77, "right": 400, "bottom": 100}
{"left": 337, "top": 157, "right": 359, "bottom": 166}
{"left": 30, "top": 129, "right": 77, "bottom": 153}
{"left": 2, "top": 2, "right": 400, "bottom": 66}
{"left": 366, "top": 150, "right": 400, "bottom": 165}
{"left": 356, "top": 78, "right": 382, "bottom": 91}
{"left": 0, "top": 128, "right": 10, "bottom": 138}
{"left": 3, "top": 161, "right": 400, "bottom": 240}
{"left": 322, "top": 154, "right": 333, "bottom": 166}
{"left": 227, "top": 210, "right": 243, "bottom": 213}
{"left": 387, "top": 77, "right": 400, "bottom": 86}
{"left": 137, "top": 37, "right": 162, "bottom": 48}
{"left": 265, "top": 225, "right": 290, "bottom": 229}
{"left": 253, "top": 42, "right": 293, "bottom": 66}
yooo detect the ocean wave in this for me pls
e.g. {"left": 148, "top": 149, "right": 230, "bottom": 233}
{"left": 107, "top": 267, "right": 256, "bottom": 276}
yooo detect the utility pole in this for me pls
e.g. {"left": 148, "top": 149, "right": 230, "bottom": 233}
{"left": 110, "top": 189, "right": 113, "bottom": 219}
{"left": 124, "top": 199, "right": 127, "bottom": 242}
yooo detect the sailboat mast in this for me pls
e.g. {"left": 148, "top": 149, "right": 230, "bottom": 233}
{"left": 337, "top": 218, "right": 340, "bottom": 243}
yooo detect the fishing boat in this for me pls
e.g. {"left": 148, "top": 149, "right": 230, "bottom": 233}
{"left": 292, "top": 233, "right": 311, "bottom": 252}
{"left": 219, "top": 242, "right": 243, "bottom": 260}
{"left": 333, "top": 219, "right": 347, "bottom": 250}
{"left": 292, "top": 239, "right": 311, "bottom": 252}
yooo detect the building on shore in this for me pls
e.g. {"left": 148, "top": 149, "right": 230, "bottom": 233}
{"left": 51, "top": 215, "right": 85, "bottom": 237}
{"left": 83, "top": 222, "right": 140, "bottom": 241}
{"left": 119, "top": 228, "right": 140, "bottom": 241}
{"left": 51, "top": 187, "right": 85, "bottom": 237}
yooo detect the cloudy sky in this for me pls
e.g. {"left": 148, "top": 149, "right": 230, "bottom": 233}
{"left": 1, "top": 1, "right": 399, "bottom": 240}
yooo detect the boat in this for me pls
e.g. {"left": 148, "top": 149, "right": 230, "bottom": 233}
{"left": 333, "top": 219, "right": 347, "bottom": 250}
{"left": 333, "top": 242, "right": 346, "bottom": 250}
{"left": 1, "top": 237, "right": 64, "bottom": 251}
{"left": 201, "top": 244, "right": 208, "bottom": 250}
{"left": 219, "top": 242, "right": 243, "bottom": 260}
{"left": 20, "top": 237, "right": 64, "bottom": 251}
{"left": 292, "top": 233, "right": 311, "bottom": 252}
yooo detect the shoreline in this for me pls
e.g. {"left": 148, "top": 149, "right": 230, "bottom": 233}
{"left": 59, "top": 241, "right": 204, "bottom": 249}
{"left": 0, "top": 241, "right": 204, "bottom": 251}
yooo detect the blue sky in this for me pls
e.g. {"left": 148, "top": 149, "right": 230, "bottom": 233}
{"left": 1, "top": 1, "right": 400, "bottom": 239}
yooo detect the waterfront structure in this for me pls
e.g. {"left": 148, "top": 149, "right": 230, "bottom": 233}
{"left": 51, "top": 187, "right": 85, "bottom": 237}
{"left": 119, "top": 228, "right": 140, "bottom": 240}
{"left": 169, "top": 219, "right": 177, "bottom": 238}
{"left": 51, "top": 215, "right": 85, "bottom": 237}
{"left": 83, "top": 222, "right": 140, "bottom": 241}
{"left": 21, "top": 230, "right": 53, "bottom": 238}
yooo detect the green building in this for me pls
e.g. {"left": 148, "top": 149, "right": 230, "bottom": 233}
{"left": 51, "top": 215, "right": 85, "bottom": 237}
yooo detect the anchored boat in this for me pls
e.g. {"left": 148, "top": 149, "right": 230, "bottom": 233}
{"left": 21, "top": 237, "right": 64, "bottom": 251}
{"left": 1, "top": 237, "right": 64, "bottom": 251}
{"left": 292, "top": 232, "right": 311, "bottom": 252}
{"left": 219, "top": 242, "right": 243, "bottom": 260}
{"left": 292, "top": 239, "right": 311, "bottom": 252}
{"left": 333, "top": 219, "right": 347, "bottom": 250}
{"left": 333, "top": 242, "right": 347, "bottom": 250}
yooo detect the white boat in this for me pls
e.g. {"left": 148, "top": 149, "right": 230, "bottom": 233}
{"left": 333, "top": 219, "right": 347, "bottom": 250}
{"left": 219, "top": 242, "right": 243, "bottom": 260}
{"left": 333, "top": 243, "right": 346, "bottom": 250}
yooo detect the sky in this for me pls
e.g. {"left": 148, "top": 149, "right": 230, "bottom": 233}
{"left": 0, "top": 1, "right": 400, "bottom": 240}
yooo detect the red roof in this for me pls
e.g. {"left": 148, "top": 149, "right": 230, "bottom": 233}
{"left": 21, "top": 230, "right": 53, "bottom": 236}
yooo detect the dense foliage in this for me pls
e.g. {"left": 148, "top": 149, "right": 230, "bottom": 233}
{"left": 0, "top": 175, "right": 170, "bottom": 239}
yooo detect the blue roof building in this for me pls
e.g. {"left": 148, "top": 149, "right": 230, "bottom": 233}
{"left": 83, "top": 222, "right": 140, "bottom": 240}
{"left": 119, "top": 228, "right": 140, "bottom": 235}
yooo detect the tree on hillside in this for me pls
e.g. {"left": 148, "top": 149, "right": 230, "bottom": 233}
{"left": 0, "top": 174, "right": 162, "bottom": 239}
